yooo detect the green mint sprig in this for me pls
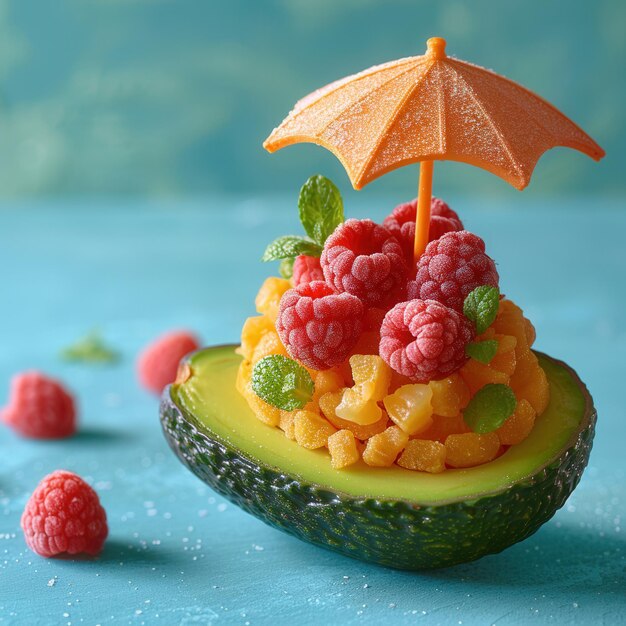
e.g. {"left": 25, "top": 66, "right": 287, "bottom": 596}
{"left": 262, "top": 235, "right": 322, "bottom": 261}
{"left": 61, "top": 330, "right": 120, "bottom": 364}
{"left": 465, "top": 339, "right": 498, "bottom": 364}
{"left": 463, "top": 383, "right": 517, "bottom": 434}
{"left": 261, "top": 174, "right": 344, "bottom": 270}
{"left": 252, "top": 355, "right": 314, "bottom": 411}
{"left": 463, "top": 285, "right": 500, "bottom": 334}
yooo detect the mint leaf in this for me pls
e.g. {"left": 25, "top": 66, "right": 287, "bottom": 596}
{"left": 279, "top": 257, "right": 295, "bottom": 279}
{"left": 262, "top": 236, "right": 322, "bottom": 262}
{"left": 61, "top": 331, "right": 120, "bottom": 364}
{"left": 298, "top": 175, "right": 344, "bottom": 246}
{"left": 466, "top": 339, "right": 498, "bottom": 364}
{"left": 252, "top": 355, "right": 314, "bottom": 411}
{"left": 463, "top": 286, "right": 500, "bottom": 334}
{"left": 463, "top": 383, "right": 517, "bottom": 434}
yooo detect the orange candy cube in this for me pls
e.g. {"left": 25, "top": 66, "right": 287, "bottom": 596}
{"left": 497, "top": 398, "right": 536, "bottom": 445}
{"left": 362, "top": 425, "right": 409, "bottom": 467}
{"left": 383, "top": 384, "right": 433, "bottom": 435}
{"left": 319, "top": 391, "right": 389, "bottom": 440}
{"left": 239, "top": 315, "right": 274, "bottom": 361}
{"left": 255, "top": 277, "right": 291, "bottom": 323}
{"left": 444, "top": 432, "right": 501, "bottom": 468}
{"left": 429, "top": 374, "right": 470, "bottom": 417}
{"left": 327, "top": 430, "right": 360, "bottom": 469}
{"left": 397, "top": 439, "right": 446, "bottom": 473}
{"left": 419, "top": 414, "right": 471, "bottom": 443}
{"left": 294, "top": 410, "right": 336, "bottom": 449}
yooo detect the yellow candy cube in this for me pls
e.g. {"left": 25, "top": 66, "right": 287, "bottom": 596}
{"left": 349, "top": 354, "right": 392, "bottom": 402}
{"left": 279, "top": 410, "right": 296, "bottom": 440}
{"left": 383, "top": 384, "right": 433, "bottom": 435}
{"left": 294, "top": 410, "right": 336, "bottom": 449}
{"left": 429, "top": 374, "right": 470, "bottom": 418}
{"left": 362, "top": 426, "right": 409, "bottom": 467}
{"left": 251, "top": 330, "right": 288, "bottom": 364}
{"left": 327, "top": 430, "right": 360, "bottom": 469}
{"left": 311, "top": 369, "right": 345, "bottom": 406}
{"left": 397, "top": 439, "right": 446, "bottom": 473}
{"left": 255, "top": 277, "right": 291, "bottom": 323}
{"left": 444, "top": 432, "right": 500, "bottom": 468}
{"left": 239, "top": 315, "right": 274, "bottom": 361}
{"left": 335, "top": 387, "right": 383, "bottom": 425}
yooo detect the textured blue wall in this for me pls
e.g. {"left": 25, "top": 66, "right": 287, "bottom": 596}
{"left": 0, "top": 0, "right": 621, "bottom": 198}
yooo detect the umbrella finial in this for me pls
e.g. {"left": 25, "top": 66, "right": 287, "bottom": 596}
{"left": 426, "top": 37, "right": 447, "bottom": 60}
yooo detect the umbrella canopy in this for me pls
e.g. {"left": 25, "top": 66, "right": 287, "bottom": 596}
{"left": 264, "top": 37, "right": 604, "bottom": 258}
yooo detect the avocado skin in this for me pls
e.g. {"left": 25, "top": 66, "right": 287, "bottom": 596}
{"left": 160, "top": 356, "right": 596, "bottom": 570}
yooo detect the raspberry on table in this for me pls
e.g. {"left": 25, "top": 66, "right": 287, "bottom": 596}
{"left": 383, "top": 197, "right": 463, "bottom": 261}
{"left": 1, "top": 372, "right": 76, "bottom": 439}
{"left": 137, "top": 330, "right": 200, "bottom": 394}
{"left": 292, "top": 254, "right": 324, "bottom": 286}
{"left": 21, "top": 470, "right": 108, "bottom": 557}
{"left": 408, "top": 230, "right": 499, "bottom": 312}
{"left": 321, "top": 218, "right": 407, "bottom": 307}
{"left": 276, "top": 281, "right": 364, "bottom": 370}
{"left": 379, "top": 299, "right": 474, "bottom": 383}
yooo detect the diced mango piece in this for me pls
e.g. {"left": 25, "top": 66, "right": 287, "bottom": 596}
{"left": 496, "top": 399, "right": 536, "bottom": 445}
{"left": 251, "top": 329, "right": 288, "bottom": 363}
{"left": 362, "top": 426, "right": 409, "bottom": 467}
{"left": 236, "top": 358, "right": 280, "bottom": 426}
{"left": 460, "top": 359, "right": 510, "bottom": 395}
{"left": 429, "top": 374, "right": 470, "bottom": 417}
{"left": 279, "top": 410, "right": 296, "bottom": 440}
{"left": 239, "top": 315, "right": 274, "bottom": 361}
{"left": 383, "top": 384, "right": 433, "bottom": 435}
{"left": 397, "top": 439, "right": 446, "bottom": 473}
{"left": 335, "top": 387, "right": 383, "bottom": 425}
{"left": 327, "top": 430, "right": 360, "bottom": 469}
{"left": 445, "top": 432, "right": 501, "bottom": 468}
{"left": 255, "top": 277, "right": 291, "bottom": 323}
{"left": 350, "top": 354, "right": 392, "bottom": 402}
{"left": 294, "top": 410, "right": 336, "bottom": 449}
{"left": 524, "top": 318, "right": 536, "bottom": 348}
{"left": 419, "top": 414, "right": 471, "bottom": 442}
{"left": 320, "top": 391, "right": 389, "bottom": 440}
{"left": 311, "top": 369, "right": 344, "bottom": 406}
{"left": 489, "top": 344, "right": 517, "bottom": 376}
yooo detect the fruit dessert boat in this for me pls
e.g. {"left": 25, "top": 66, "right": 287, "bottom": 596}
{"left": 161, "top": 38, "right": 603, "bottom": 570}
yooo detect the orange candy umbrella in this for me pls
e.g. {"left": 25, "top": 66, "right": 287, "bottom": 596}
{"left": 264, "top": 37, "right": 604, "bottom": 260}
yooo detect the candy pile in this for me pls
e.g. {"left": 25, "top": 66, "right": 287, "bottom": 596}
{"left": 238, "top": 176, "right": 550, "bottom": 472}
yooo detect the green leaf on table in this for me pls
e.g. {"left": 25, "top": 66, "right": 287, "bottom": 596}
{"left": 61, "top": 330, "right": 120, "bottom": 364}
{"left": 465, "top": 339, "right": 498, "bottom": 364}
{"left": 298, "top": 175, "right": 344, "bottom": 246}
{"left": 463, "top": 383, "right": 517, "bottom": 434}
{"left": 252, "top": 355, "right": 314, "bottom": 411}
{"left": 463, "top": 285, "right": 500, "bottom": 334}
{"left": 261, "top": 235, "right": 322, "bottom": 262}
{"left": 279, "top": 257, "right": 295, "bottom": 280}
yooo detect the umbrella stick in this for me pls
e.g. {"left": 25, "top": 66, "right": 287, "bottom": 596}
{"left": 413, "top": 160, "right": 434, "bottom": 262}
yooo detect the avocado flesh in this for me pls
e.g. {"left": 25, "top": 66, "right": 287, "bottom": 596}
{"left": 161, "top": 345, "right": 595, "bottom": 569}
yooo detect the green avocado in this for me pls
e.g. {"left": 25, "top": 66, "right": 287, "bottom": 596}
{"left": 160, "top": 345, "right": 596, "bottom": 570}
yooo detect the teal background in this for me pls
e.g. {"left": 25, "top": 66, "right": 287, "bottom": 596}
{"left": 0, "top": 0, "right": 622, "bottom": 198}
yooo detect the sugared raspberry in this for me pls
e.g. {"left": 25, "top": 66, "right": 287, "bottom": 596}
{"left": 408, "top": 231, "right": 499, "bottom": 312}
{"left": 292, "top": 255, "right": 324, "bottom": 286}
{"left": 276, "top": 281, "right": 364, "bottom": 370}
{"left": 383, "top": 197, "right": 463, "bottom": 261}
{"left": 380, "top": 299, "right": 474, "bottom": 383}
{"left": 1, "top": 372, "right": 76, "bottom": 439}
{"left": 137, "top": 331, "right": 199, "bottom": 394}
{"left": 321, "top": 219, "right": 407, "bottom": 307}
{"left": 21, "top": 470, "right": 108, "bottom": 557}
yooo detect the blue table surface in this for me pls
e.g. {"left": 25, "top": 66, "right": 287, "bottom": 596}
{"left": 0, "top": 196, "right": 624, "bottom": 625}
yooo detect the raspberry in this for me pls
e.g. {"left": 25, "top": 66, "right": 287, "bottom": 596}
{"left": 383, "top": 197, "right": 463, "bottom": 261}
{"left": 137, "top": 331, "right": 199, "bottom": 394}
{"left": 321, "top": 219, "right": 407, "bottom": 307}
{"left": 21, "top": 470, "right": 108, "bottom": 557}
{"left": 408, "top": 231, "right": 499, "bottom": 312}
{"left": 276, "top": 281, "right": 364, "bottom": 370}
{"left": 292, "top": 254, "right": 324, "bottom": 286}
{"left": 2, "top": 372, "right": 76, "bottom": 439}
{"left": 379, "top": 299, "right": 474, "bottom": 383}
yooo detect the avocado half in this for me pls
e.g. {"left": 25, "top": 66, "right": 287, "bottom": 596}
{"left": 160, "top": 345, "right": 596, "bottom": 570}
